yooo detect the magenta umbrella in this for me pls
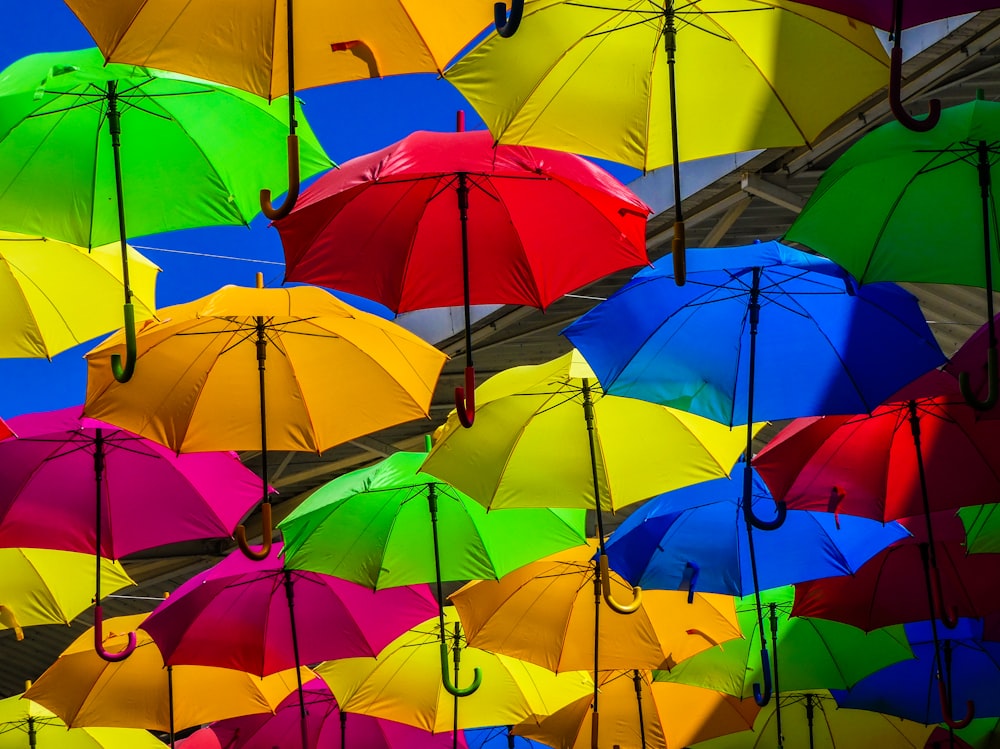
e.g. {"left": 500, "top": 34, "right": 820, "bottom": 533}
{"left": 0, "top": 406, "right": 260, "bottom": 662}
{"left": 208, "top": 677, "right": 465, "bottom": 749}
{"left": 143, "top": 541, "right": 439, "bottom": 749}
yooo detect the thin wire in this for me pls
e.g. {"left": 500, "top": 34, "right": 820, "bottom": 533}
{"left": 131, "top": 245, "right": 285, "bottom": 266}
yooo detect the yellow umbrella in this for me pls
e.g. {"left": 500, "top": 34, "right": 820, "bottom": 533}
{"left": 516, "top": 670, "right": 759, "bottom": 749}
{"left": 444, "top": 0, "right": 889, "bottom": 281}
{"left": 64, "top": 0, "right": 497, "bottom": 218}
{"left": 0, "top": 548, "right": 134, "bottom": 641}
{"left": 84, "top": 275, "right": 446, "bottom": 560}
{"left": 0, "top": 690, "right": 165, "bottom": 748}
{"left": 689, "top": 691, "right": 934, "bottom": 749}
{"left": 316, "top": 607, "right": 592, "bottom": 736}
{"left": 0, "top": 232, "right": 157, "bottom": 359}
{"left": 24, "top": 613, "right": 306, "bottom": 747}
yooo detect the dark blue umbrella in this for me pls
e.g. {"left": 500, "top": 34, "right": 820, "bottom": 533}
{"left": 564, "top": 241, "right": 945, "bottom": 713}
{"left": 605, "top": 467, "right": 909, "bottom": 598}
{"left": 832, "top": 619, "right": 1000, "bottom": 725}
{"left": 463, "top": 726, "right": 545, "bottom": 749}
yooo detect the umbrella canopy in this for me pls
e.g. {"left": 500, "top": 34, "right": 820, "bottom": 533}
{"left": 176, "top": 729, "right": 221, "bottom": 749}
{"left": 0, "top": 407, "right": 260, "bottom": 558}
{"left": 831, "top": 620, "right": 1000, "bottom": 725}
{"left": 422, "top": 350, "right": 753, "bottom": 513}
{"left": 0, "top": 548, "right": 133, "bottom": 640}
{"left": 0, "top": 692, "right": 164, "bottom": 749}
{"left": 689, "top": 691, "right": 934, "bottom": 749}
{"left": 277, "top": 128, "right": 650, "bottom": 313}
{"left": 24, "top": 613, "right": 304, "bottom": 734}
{"left": 464, "top": 727, "right": 545, "bottom": 749}
{"left": 278, "top": 449, "right": 587, "bottom": 588}
{"left": 515, "top": 670, "right": 759, "bottom": 749}
{"left": 450, "top": 541, "right": 742, "bottom": 674}
{"left": 316, "top": 607, "right": 593, "bottom": 734}
{"left": 655, "top": 586, "right": 915, "bottom": 699}
{"left": 209, "top": 677, "right": 463, "bottom": 749}
{"left": 0, "top": 47, "right": 329, "bottom": 247}
{"left": 604, "top": 468, "right": 910, "bottom": 597}
{"left": 142, "top": 541, "right": 439, "bottom": 676}
{"left": 0, "top": 232, "right": 157, "bottom": 359}
{"left": 958, "top": 503, "right": 1000, "bottom": 553}
{"left": 563, "top": 242, "right": 946, "bottom": 427}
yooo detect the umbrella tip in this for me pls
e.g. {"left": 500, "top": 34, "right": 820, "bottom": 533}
{"left": 256, "top": 272, "right": 264, "bottom": 289}
{"left": 425, "top": 434, "right": 432, "bottom": 452}
{"left": 456, "top": 110, "right": 465, "bottom": 133}
{"left": 978, "top": 88, "right": 986, "bottom": 100}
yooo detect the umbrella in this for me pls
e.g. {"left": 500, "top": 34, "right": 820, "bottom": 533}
{"left": 926, "top": 727, "right": 976, "bottom": 749}
{"left": 142, "top": 542, "right": 439, "bottom": 749}
{"left": 176, "top": 728, "right": 222, "bottom": 749}
{"left": 451, "top": 540, "right": 742, "bottom": 748}
{"left": 83, "top": 277, "right": 447, "bottom": 561}
{"left": 316, "top": 607, "right": 593, "bottom": 748}
{"left": 564, "top": 240, "right": 944, "bottom": 706}
{"left": 0, "top": 548, "right": 133, "bottom": 641}
{"left": 948, "top": 719, "right": 1000, "bottom": 749}
{"left": 688, "top": 691, "right": 935, "bottom": 749}
{"left": 0, "top": 47, "right": 330, "bottom": 382}
{"left": 655, "top": 586, "right": 914, "bottom": 700}
{"left": 65, "top": 0, "right": 495, "bottom": 217}
{"left": 24, "top": 613, "right": 305, "bottom": 748}
{"left": 831, "top": 620, "right": 1000, "bottom": 727}
{"left": 0, "top": 231, "right": 157, "bottom": 359}
{"left": 0, "top": 406, "right": 260, "bottom": 660}
{"left": 0, "top": 690, "right": 165, "bottom": 749}
{"left": 278, "top": 446, "right": 587, "bottom": 696}
{"left": 209, "top": 677, "right": 463, "bottom": 749}
{"left": 464, "top": 726, "right": 545, "bottom": 749}
{"left": 276, "top": 124, "right": 651, "bottom": 427}
{"left": 515, "top": 671, "right": 759, "bottom": 749}
{"left": 784, "top": 93, "right": 1000, "bottom": 411}
{"left": 958, "top": 504, "right": 1000, "bottom": 552}
{"left": 444, "top": 0, "right": 888, "bottom": 282}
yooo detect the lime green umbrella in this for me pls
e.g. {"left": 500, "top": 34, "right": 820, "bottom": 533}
{"left": 279, "top": 447, "right": 587, "bottom": 701}
{"left": 0, "top": 47, "right": 331, "bottom": 382}
{"left": 957, "top": 504, "right": 1000, "bottom": 553}
{"left": 654, "top": 586, "right": 914, "bottom": 699}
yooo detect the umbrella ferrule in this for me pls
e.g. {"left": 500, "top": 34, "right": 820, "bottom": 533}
{"left": 662, "top": 3, "right": 677, "bottom": 55}
{"left": 457, "top": 173, "right": 470, "bottom": 214}
{"left": 978, "top": 141, "right": 991, "bottom": 195}
{"left": 105, "top": 81, "right": 121, "bottom": 141}
{"left": 427, "top": 483, "right": 439, "bottom": 520}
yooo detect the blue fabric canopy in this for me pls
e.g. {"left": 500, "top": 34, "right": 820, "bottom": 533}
{"left": 464, "top": 727, "right": 546, "bottom": 749}
{"left": 563, "top": 241, "right": 946, "bottom": 426}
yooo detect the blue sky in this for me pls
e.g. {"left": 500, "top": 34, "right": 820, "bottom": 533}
{"left": 1, "top": 3, "right": 641, "bottom": 419}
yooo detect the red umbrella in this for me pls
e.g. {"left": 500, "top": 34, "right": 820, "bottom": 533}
{"left": 275, "top": 120, "right": 650, "bottom": 427}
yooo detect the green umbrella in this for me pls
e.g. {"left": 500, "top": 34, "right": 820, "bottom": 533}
{"left": 278, "top": 446, "right": 588, "bottom": 699}
{"left": 0, "top": 47, "right": 331, "bottom": 382}
{"left": 655, "top": 586, "right": 914, "bottom": 744}
{"left": 784, "top": 91, "right": 1000, "bottom": 410}
{"left": 957, "top": 504, "right": 1000, "bottom": 553}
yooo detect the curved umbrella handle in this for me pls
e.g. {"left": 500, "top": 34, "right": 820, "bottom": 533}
{"left": 260, "top": 134, "right": 301, "bottom": 221}
{"left": 455, "top": 366, "right": 476, "bottom": 428}
{"left": 752, "top": 648, "right": 772, "bottom": 707}
{"left": 683, "top": 561, "right": 699, "bottom": 604}
{"left": 744, "top": 498, "right": 787, "bottom": 532}
{"left": 494, "top": 0, "right": 524, "bottom": 38}
{"left": 959, "top": 346, "right": 999, "bottom": 411}
{"left": 939, "top": 680, "right": 975, "bottom": 728}
{"left": 599, "top": 554, "right": 642, "bottom": 614}
{"left": 440, "top": 640, "right": 482, "bottom": 697}
{"left": 889, "top": 46, "right": 941, "bottom": 132}
{"left": 672, "top": 223, "right": 686, "bottom": 286}
{"left": 235, "top": 502, "right": 273, "bottom": 561}
{"left": 94, "top": 605, "right": 137, "bottom": 662}
{"left": 111, "top": 303, "right": 138, "bottom": 383}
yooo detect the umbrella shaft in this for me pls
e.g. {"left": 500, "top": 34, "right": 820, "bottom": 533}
{"left": 283, "top": 570, "right": 309, "bottom": 749}
{"left": 167, "top": 665, "right": 175, "bottom": 748}
{"left": 458, "top": 173, "right": 474, "bottom": 368}
{"left": 977, "top": 141, "right": 997, "bottom": 344}
{"left": 663, "top": 3, "right": 683, "bottom": 228}
{"left": 285, "top": 0, "right": 297, "bottom": 134}
{"left": 104, "top": 81, "right": 133, "bottom": 304}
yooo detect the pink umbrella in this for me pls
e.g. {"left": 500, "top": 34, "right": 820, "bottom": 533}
{"left": 143, "top": 541, "right": 439, "bottom": 749}
{"left": 177, "top": 728, "right": 222, "bottom": 748}
{"left": 209, "top": 677, "right": 464, "bottom": 749}
{"left": 0, "top": 406, "right": 260, "bottom": 661}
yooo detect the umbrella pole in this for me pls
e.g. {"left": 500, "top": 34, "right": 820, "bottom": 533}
{"left": 805, "top": 694, "right": 815, "bottom": 749}
{"left": 632, "top": 670, "right": 647, "bottom": 749}
{"left": 104, "top": 80, "right": 138, "bottom": 384}
{"left": 768, "top": 602, "right": 783, "bottom": 749}
{"left": 282, "top": 570, "right": 310, "bottom": 749}
{"left": 260, "top": 0, "right": 300, "bottom": 219}
{"left": 167, "top": 665, "right": 175, "bottom": 748}
{"left": 236, "top": 280, "right": 274, "bottom": 561}
{"left": 341, "top": 710, "right": 347, "bottom": 749}
{"left": 455, "top": 171, "right": 477, "bottom": 428}
{"left": 662, "top": 1, "right": 686, "bottom": 286}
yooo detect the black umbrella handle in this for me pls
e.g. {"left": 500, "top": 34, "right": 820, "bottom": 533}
{"left": 494, "top": 0, "right": 523, "bottom": 37}
{"left": 753, "top": 648, "right": 772, "bottom": 706}
{"left": 261, "top": 135, "right": 301, "bottom": 220}
{"left": 887, "top": 0, "right": 940, "bottom": 132}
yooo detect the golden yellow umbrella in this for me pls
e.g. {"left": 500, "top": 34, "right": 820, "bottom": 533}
{"left": 316, "top": 607, "right": 592, "bottom": 738}
{"left": 0, "top": 232, "right": 157, "bottom": 359}
{"left": 516, "top": 670, "right": 759, "bottom": 749}
{"left": 83, "top": 275, "right": 446, "bottom": 560}
{"left": 24, "top": 613, "right": 307, "bottom": 748}
{"left": 64, "top": 0, "right": 497, "bottom": 218}
{"left": 0, "top": 548, "right": 133, "bottom": 641}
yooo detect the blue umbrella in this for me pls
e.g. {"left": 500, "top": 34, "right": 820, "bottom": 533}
{"left": 605, "top": 467, "right": 909, "bottom": 598}
{"left": 564, "top": 241, "right": 945, "bottom": 711}
{"left": 832, "top": 620, "right": 999, "bottom": 725}
{"left": 463, "top": 726, "right": 546, "bottom": 749}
